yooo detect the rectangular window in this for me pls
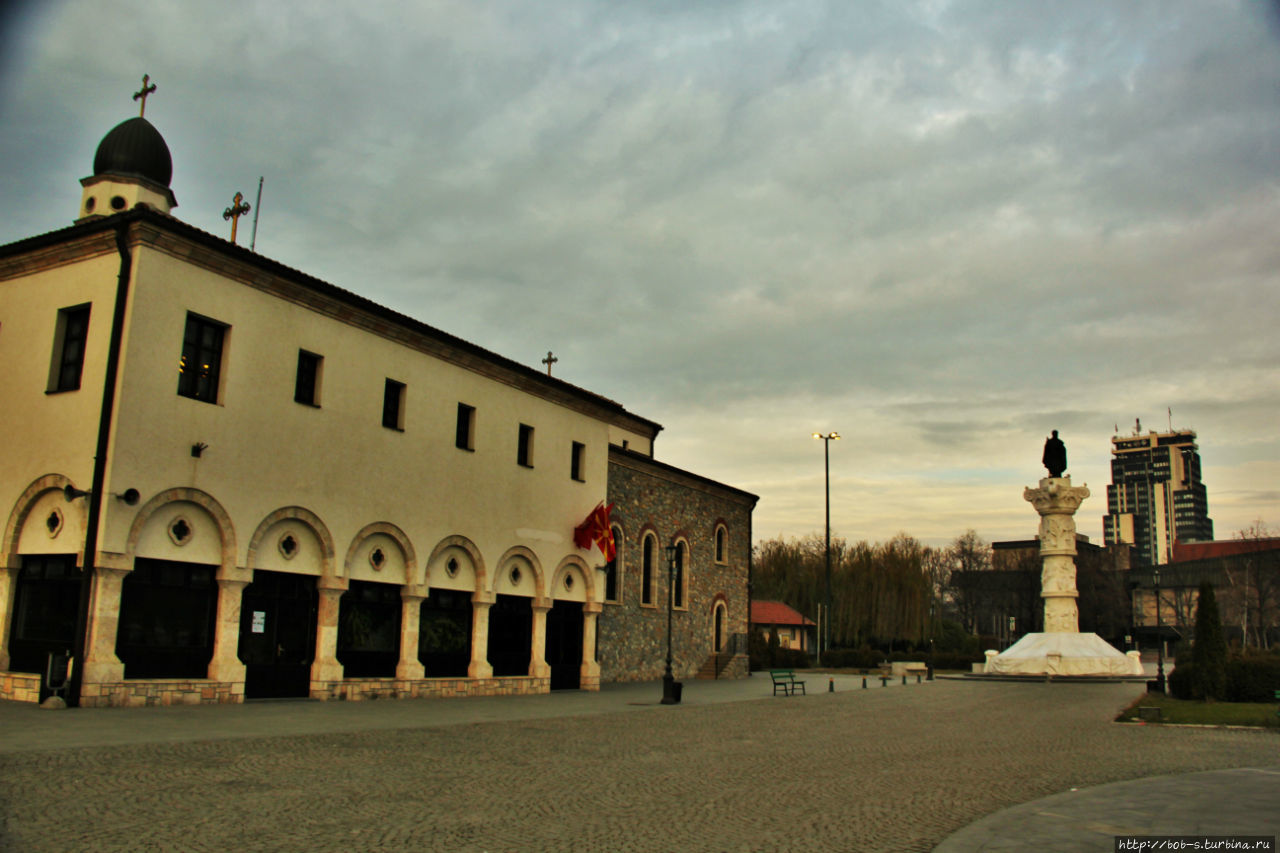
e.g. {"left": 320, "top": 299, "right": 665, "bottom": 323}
{"left": 177, "top": 313, "right": 227, "bottom": 403}
{"left": 570, "top": 441, "right": 585, "bottom": 482}
{"left": 48, "top": 304, "right": 91, "bottom": 392}
{"left": 456, "top": 403, "right": 475, "bottom": 450}
{"left": 294, "top": 350, "right": 322, "bottom": 406}
{"left": 382, "top": 379, "right": 405, "bottom": 430}
{"left": 517, "top": 423, "right": 534, "bottom": 467}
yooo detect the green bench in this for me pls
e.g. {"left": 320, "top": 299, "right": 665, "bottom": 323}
{"left": 770, "top": 669, "right": 806, "bottom": 697}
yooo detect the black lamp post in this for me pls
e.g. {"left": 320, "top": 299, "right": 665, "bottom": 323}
{"left": 661, "top": 544, "right": 680, "bottom": 705}
{"left": 1153, "top": 568, "right": 1166, "bottom": 694}
{"left": 813, "top": 432, "right": 839, "bottom": 665}
{"left": 926, "top": 600, "right": 935, "bottom": 681}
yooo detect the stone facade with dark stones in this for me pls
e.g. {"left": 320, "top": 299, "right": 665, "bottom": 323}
{"left": 599, "top": 446, "right": 757, "bottom": 682}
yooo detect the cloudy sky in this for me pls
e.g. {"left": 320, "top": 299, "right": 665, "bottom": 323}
{"left": 2, "top": 0, "right": 1278, "bottom": 548}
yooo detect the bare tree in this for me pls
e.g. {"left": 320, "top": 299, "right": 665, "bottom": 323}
{"left": 946, "top": 529, "right": 991, "bottom": 633}
{"left": 1222, "top": 520, "right": 1280, "bottom": 649}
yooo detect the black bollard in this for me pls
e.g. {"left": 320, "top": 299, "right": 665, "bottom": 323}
{"left": 916, "top": 674, "right": 922, "bottom": 684}
{"left": 861, "top": 676, "right": 867, "bottom": 689}
{"left": 828, "top": 677, "right": 834, "bottom": 693}
{"left": 880, "top": 675, "right": 889, "bottom": 687}
{"left": 902, "top": 675, "right": 907, "bottom": 685}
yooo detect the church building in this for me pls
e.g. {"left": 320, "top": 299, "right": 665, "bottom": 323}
{"left": 0, "top": 95, "right": 756, "bottom": 707}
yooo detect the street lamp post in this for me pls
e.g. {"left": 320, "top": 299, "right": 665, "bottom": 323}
{"left": 1153, "top": 569, "right": 1166, "bottom": 694}
{"left": 813, "top": 432, "right": 839, "bottom": 666}
{"left": 661, "top": 544, "right": 680, "bottom": 704}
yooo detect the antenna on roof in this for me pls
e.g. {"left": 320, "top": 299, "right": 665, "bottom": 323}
{"left": 250, "top": 176, "right": 264, "bottom": 252}
{"left": 1167, "top": 407, "right": 1172, "bottom": 432}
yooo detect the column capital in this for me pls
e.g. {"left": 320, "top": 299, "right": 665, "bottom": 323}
{"left": 1023, "top": 476, "right": 1090, "bottom": 516}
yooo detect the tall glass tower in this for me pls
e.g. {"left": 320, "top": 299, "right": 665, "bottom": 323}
{"left": 1103, "top": 424, "right": 1213, "bottom": 566}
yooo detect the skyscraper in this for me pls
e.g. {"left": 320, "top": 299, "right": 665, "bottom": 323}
{"left": 1103, "top": 423, "right": 1213, "bottom": 565}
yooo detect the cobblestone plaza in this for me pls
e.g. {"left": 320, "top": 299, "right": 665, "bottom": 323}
{"left": 1, "top": 678, "right": 1276, "bottom": 851}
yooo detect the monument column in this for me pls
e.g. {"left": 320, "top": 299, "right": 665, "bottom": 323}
{"left": 986, "top": 430, "right": 1143, "bottom": 677}
{"left": 1023, "top": 477, "right": 1090, "bottom": 633}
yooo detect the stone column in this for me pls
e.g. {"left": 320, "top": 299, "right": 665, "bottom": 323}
{"left": 1023, "top": 477, "right": 1090, "bottom": 634}
{"left": 530, "top": 598, "right": 551, "bottom": 678}
{"left": 580, "top": 601, "right": 602, "bottom": 689}
{"left": 468, "top": 593, "right": 493, "bottom": 679}
{"left": 396, "top": 585, "right": 426, "bottom": 680}
{"left": 81, "top": 566, "right": 128, "bottom": 683}
{"left": 310, "top": 577, "right": 347, "bottom": 688}
{"left": 0, "top": 563, "right": 18, "bottom": 671}
{"left": 206, "top": 577, "right": 249, "bottom": 683}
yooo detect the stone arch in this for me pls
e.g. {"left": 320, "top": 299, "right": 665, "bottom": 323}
{"left": 494, "top": 545, "right": 544, "bottom": 598}
{"left": 126, "top": 487, "right": 237, "bottom": 574}
{"left": 2, "top": 474, "right": 88, "bottom": 566}
{"left": 423, "top": 535, "right": 486, "bottom": 592}
{"left": 551, "top": 554, "right": 595, "bottom": 604}
{"left": 245, "top": 506, "right": 334, "bottom": 577}
{"left": 343, "top": 521, "right": 416, "bottom": 585}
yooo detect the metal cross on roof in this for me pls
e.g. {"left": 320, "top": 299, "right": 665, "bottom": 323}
{"left": 223, "top": 192, "right": 251, "bottom": 244}
{"left": 542, "top": 351, "right": 558, "bottom": 376}
{"left": 133, "top": 74, "right": 157, "bottom": 117}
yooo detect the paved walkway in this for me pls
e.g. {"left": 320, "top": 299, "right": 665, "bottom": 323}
{"left": 0, "top": 675, "right": 1275, "bottom": 851}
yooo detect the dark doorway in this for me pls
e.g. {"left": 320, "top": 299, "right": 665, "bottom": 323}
{"left": 7, "top": 556, "right": 80, "bottom": 696}
{"left": 337, "top": 580, "right": 402, "bottom": 678}
{"left": 239, "top": 570, "right": 317, "bottom": 699}
{"left": 419, "top": 588, "right": 472, "bottom": 677}
{"left": 546, "top": 600, "right": 583, "bottom": 690}
{"left": 715, "top": 605, "right": 724, "bottom": 652}
{"left": 487, "top": 594, "right": 532, "bottom": 677}
{"left": 117, "top": 559, "right": 217, "bottom": 678}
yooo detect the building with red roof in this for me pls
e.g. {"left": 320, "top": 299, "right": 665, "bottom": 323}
{"left": 750, "top": 600, "right": 815, "bottom": 652}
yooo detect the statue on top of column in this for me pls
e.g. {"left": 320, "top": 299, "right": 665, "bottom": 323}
{"left": 1042, "top": 429, "right": 1067, "bottom": 478}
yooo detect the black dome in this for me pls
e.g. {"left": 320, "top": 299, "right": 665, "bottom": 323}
{"left": 93, "top": 117, "right": 172, "bottom": 187}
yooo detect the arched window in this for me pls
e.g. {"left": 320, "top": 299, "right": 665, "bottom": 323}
{"left": 714, "top": 524, "right": 728, "bottom": 564}
{"left": 604, "top": 524, "right": 622, "bottom": 603}
{"left": 713, "top": 600, "right": 727, "bottom": 652}
{"left": 673, "top": 538, "right": 689, "bottom": 610}
{"left": 641, "top": 533, "right": 656, "bottom": 606}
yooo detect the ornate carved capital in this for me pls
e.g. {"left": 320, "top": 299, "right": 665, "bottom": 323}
{"left": 1024, "top": 477, "right": 1090, "bottom": 516}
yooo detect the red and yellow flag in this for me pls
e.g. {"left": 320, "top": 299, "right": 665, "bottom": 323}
{"left": 574, "top": 502, "right": 616, "bottom": 562}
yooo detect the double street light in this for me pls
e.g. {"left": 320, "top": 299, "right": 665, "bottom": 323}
{"left": 813, "top": 432, "right": 839, "bottom": 665}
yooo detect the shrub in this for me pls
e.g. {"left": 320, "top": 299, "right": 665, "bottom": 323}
{"left": 1171, "top": 656, "right": 1280, "bottom": 703}
{"left": 1167, "top": 663, "right": 1195, "bottom": 700}
{"left": 1224, "top": 656, "right": 1280, "bottom": 703}
{"left": 1190, "top": 581, "right": 1228, "bottom": 701}
{"left": 773, "top": 648, "right": 812, "bottom": 669}
{"left": 747, "top": 630, "right": 812, "bottom": 671}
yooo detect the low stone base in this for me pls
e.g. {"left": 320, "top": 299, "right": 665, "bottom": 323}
{"left": 312, "top": 675, "right": 555, "bottom": 701}
{"left": 0, "top": 671, "right": 42, "bottom": 703}
{"left": 984, "top": 633, "right": 1144, "bottom": 677}
{"left": 80, "top": 679, "right": 244, "bottom": 708}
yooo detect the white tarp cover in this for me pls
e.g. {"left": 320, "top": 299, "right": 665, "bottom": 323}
{"left": 985, "top": 632, "right": 1144, "bottom": 676}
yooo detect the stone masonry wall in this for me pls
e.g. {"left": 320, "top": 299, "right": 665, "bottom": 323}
{"left": 600, "top": 448, "right": 756, "bottom": 682}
